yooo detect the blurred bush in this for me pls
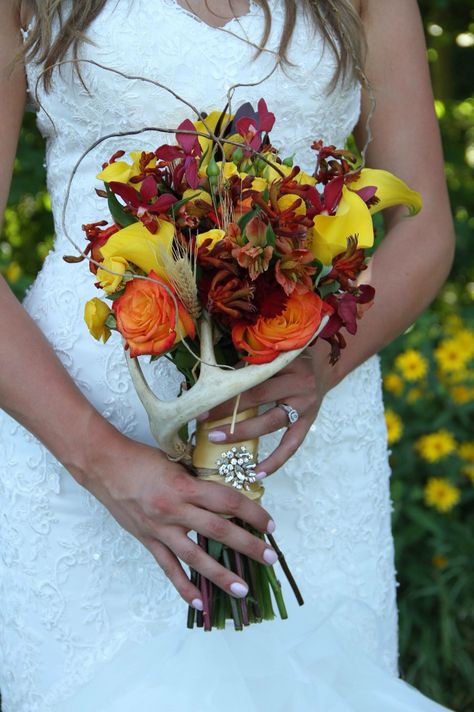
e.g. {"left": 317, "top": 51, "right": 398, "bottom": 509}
{"left": 1, "top": 2, "right": 473, "bottom": 710}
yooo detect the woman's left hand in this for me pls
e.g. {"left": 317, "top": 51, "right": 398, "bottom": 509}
{"left": 200, "top": 342, "right": 336, "bottom": 476}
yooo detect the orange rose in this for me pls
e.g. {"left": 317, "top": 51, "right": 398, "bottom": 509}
{"left": 232, "top": 291, "right": 331, "bottom": 364}
{"left": 113, "top": 270, "right": 196, "bottom": 358}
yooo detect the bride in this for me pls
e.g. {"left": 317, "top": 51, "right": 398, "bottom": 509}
{"left": 0, "top": 1, "right": 455, "bottom": 710}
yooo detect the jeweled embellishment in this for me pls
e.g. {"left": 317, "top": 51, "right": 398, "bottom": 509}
{"left": 216, "top": 446, "right": 257, "bottom": 490}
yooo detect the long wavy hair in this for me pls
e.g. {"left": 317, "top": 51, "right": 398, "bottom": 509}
{"left": 20, "top": 0, "right": 367, "bottom": 91}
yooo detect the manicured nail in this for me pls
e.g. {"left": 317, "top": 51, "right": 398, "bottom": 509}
{"left": 192, "top": 598, "right": 203, "bottom": 611}
{"left": 230, "top": 582, "right": 248, "bottom": 598}
{"left": 263, "top": 548, "right": 278, "bottom": 565}
{"left": 208, "top": 431, "right": 227, "bottom": 443}
{"left": 196, "top": 411, "right": 209, "bottom": 422}
{"left": 266, "top": 519, "right": 276, "bottom": 534}
{"left": 255, "top": 471, "right": 267, "bottom": 481}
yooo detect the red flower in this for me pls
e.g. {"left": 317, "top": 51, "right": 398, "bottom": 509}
{"left": 82, "top": 221, "right": 120, "bottom": 274}
{"left": 155, "top": 119, "right": 202, "bottom": 189}
{"left": 319, "top": 285, "right": 375, "bottom": 363}
{"left": 199, "top": 270, "right": 255, "bottom": 325}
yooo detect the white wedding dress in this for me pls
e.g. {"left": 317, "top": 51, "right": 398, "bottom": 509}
{"left": 0, "top": 2, "right": 452, "bottom": 711}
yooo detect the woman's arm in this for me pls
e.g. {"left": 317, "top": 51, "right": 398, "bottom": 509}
{"left": 0, "top": 2, "right": 277, "bottom": 608}
{"left": 206, "top": 0, "right": 455, "bottom": 472}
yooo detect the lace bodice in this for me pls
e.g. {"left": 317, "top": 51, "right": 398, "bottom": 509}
{"left": 0, "top": 3, "right": 404, "bottom": 711}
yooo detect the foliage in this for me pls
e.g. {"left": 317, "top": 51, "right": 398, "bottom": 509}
{"left": 1, "top": 2, "right": 473, "bottom": 710}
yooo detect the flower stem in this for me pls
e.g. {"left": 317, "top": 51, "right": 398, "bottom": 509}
{"left": 266, "top": 532, "right": 304, "bottom": 606}
{"left": 222, "top": 547, "right": 243, "bottom": 631}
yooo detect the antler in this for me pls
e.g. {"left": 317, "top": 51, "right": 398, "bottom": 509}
{"left": 126, "top": 312, "right": 329, "bottom": 462}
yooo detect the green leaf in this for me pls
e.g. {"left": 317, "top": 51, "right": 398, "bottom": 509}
{"left": 105, "top": 184, "right": 137, "bottom": 228}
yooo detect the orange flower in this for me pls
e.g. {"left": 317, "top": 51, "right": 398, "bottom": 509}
{"left": 232, "top": 290, "right": 330, "bottom": 364}
{"left": 113, "top": 270, "right": 195, "bottom": 358}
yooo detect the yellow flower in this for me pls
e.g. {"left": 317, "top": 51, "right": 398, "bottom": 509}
{"left": 452, "top": 329, "right": 474, "bottom": 358}
{"left": 424, "top": 477, "right": 461, "bottom": 513}
{"left": 432, "top": 553, "right": 448, "bottom": 570}
{"left": 384, "top": 409, "right": 403, "bottom": 445}
{"left": 459, "top": 442, "right": 474, "bottom": 463}
{"left": 395, "top": 349, "right": 429, "bottom": 382}
{"left": 5, "top": 261, "right": 22, "bottom": 283}
{"left": 349, "top": 168, "right": 423, "bottom": 216}
{"left": 462, "top": 464, "right": 474, "bottom": 485}
{"left": 99, "top": 220, "right": 175, "bottom": 278}
{"left": 435, "top": 338, "right": 471, "bottom": 373}
{"left": 407, "top": 387, "right": 424, "bottom": 404}
{"left": 96, "top": 256, "right": 129, "bottom": 294}
{"left": 450, "top": 385, "right": 474, "bottom": 405}
{"left": 383, "top": 372, "right": 404, "bottom": 397}
{"left": 96, "top": 151, "right": 155, "bottom": 185}
{"left": 415, "top": 430, "right": 457, "bottom": 463}
{"left": 193, "top": 110, "right": 233, "bottom": 167}
{"left": 308, "top": 186, "right": 374, "bottom": 264}
{"left": 84, "top": 298, "right": 112, "bottom": 343}
{"left": 196, "top": 228, "right": 226, "bottom": 250}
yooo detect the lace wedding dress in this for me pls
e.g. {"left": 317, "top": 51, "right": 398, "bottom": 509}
{"left": 0, "top": 2, "right": 451, "bottom": 710}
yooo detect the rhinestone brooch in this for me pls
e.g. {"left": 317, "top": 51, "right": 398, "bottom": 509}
{"left": 216, "top": 446, "right": 257, "bottom": 490}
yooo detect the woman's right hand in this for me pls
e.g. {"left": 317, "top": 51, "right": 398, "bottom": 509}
{"left": 80, "top": 423, "right": 277, "bottom": 609}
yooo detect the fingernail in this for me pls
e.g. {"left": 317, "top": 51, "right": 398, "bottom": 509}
{"left": 255, "top": 471, "right": 267, "bottom": 481}
{"left": 208, "top": 431, "right": 227, "bottom": 443}
{"left": 266, "top": 519, "right": 276, "bottom": 534}
{"left": 196, "top": 411, "right": 209, "bottom": 422}
{"left": 263, "top": 548, "right": 278, "bottom": 565}
{"left": 230, "top": 582, "right": 248, "bottom": 598}
{"left": 192, "top": 598, "right": 203, "bottom": 611}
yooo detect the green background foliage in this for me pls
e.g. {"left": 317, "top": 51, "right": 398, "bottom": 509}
{"left": 1, "top": 2, "right": 473, "bottom": 710}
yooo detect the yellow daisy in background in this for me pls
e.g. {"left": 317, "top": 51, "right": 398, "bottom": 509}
{"left": 5, "top": 261, "right": 22, "bottom": 284}
{"left": 450, "top": 385, "right": 474, "bottom": 405}
{"left": 424, "top": 477, "right": 461, "bottom": 513}
{"left": 395, "top": 349, "right": 429, "bottom": 382}
{"left": 452, "top": 329, "right": 474, "bottom": 357}
{"left": 435, "top": 338, "right": 471, "bottom": 374}
{"left": 415, "top": 430, "right": 457, "bottom": 462}
{"left": 432, "top": 553, "right": 449, "bottom": 570}
{"left": 384, "top": 409, "right": 403, "bottom": 445}
{"left": 462, "top": 465, "right": 474, "bottom": 485}
{"left": 459, "top": 442, "right": 474, "bottom": 463}
{"left": 383, "top": 372, "right": 404, "bottom": 397}
{"left": 407, "top": 387, "right": 424, "bottom": 404}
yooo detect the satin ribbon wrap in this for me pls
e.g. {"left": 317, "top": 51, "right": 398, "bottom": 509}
{"left": 193, "top": 408, "right": 264, "bottom": 504}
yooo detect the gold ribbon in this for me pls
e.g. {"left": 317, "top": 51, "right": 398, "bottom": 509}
{"left": 193, "top": 408, "right": 264, "bottom": 503}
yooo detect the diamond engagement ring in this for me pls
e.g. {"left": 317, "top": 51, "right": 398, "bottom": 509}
{"left": 277, "top": 403, "right": 299, "bottom": 426}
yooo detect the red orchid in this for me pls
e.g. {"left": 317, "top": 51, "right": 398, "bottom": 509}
{"left": 109, "top": 177, "right": 178, "bottom": 215}
{"left": 235, "top": 99, "right": 276, "bottom": 156}
{"left": 319, "top": 285, "right": 375, "bottom": 363}
{"left": 154, "top": 119, "right": 202, "bottom": 189}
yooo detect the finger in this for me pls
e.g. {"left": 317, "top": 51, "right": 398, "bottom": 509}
{"left": 182, "top": 508, "right": 278, "bottom": 567}
{"left": 256, "top": 415, "right": 314, "bottom": 475}
{"left": 207, "top": 397, "right": 309, "bottom": 444}
{"left": 161, "top": 529, "right": 251, "bottom": 598}
{"left": 144, "top": 537, "right": 204, "bottom": 609}
{"left": 191, "top": 479, "right": 276, "bottom": 535}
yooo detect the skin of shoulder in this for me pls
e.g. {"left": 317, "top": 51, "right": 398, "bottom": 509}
{"left": 355, "top": 0, "right": 452, "bottom": 240}
{"left": 0, "top": 2, "right": 27, "bottom": 224}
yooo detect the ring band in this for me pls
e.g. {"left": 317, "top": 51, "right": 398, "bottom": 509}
{"left": 277, "top": 403, "right": 299, "bottom": 425}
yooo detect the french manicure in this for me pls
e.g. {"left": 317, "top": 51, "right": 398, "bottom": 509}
{"left": 263, "top": 548, "right": 278, "bottom": 565}
{"left": 255, "top": 471, "right": 267, "bottom": 481}
{"left": 230, "top": 582, "right": 249, "bottom": 598}
{"left": 266, "top": 519, "right": 276, "bottom": 534}
{"left": 192, "top": 598, "right": 204, "bottom": 611}
{"left": 208, "top": 431, "right": 227, "bottom": 443}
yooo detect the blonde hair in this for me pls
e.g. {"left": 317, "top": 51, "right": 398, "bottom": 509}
{"left": 20, "top": 0, "right": 367, "bottom": 91}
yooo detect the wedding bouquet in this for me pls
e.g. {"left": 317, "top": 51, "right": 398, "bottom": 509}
{"left": 75, "top": 98, "right": 421, "bottom": 630}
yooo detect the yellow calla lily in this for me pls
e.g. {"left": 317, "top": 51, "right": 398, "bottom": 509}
{"left": 196, "top": 228, "right": 225, "bottom": 250}
{"left": 248, "top": 176, "right": 268, "bottom": 191}
{"left": 350, "top": 168, "right": 422, "bottom": 216}
{"left": 193, "top": 111, "right": 233, "bottom": 168}
{"left": 96, "top": 151, "right": 156, "bottom": 185}
{"left": 277, "top": 193, "right": 306, "bottom": 216}
{"left": 99, "top": 220, "right": 175, "bottom": 278}
{"left": 309, "top": 186, "right": 374, "bottom": 264}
